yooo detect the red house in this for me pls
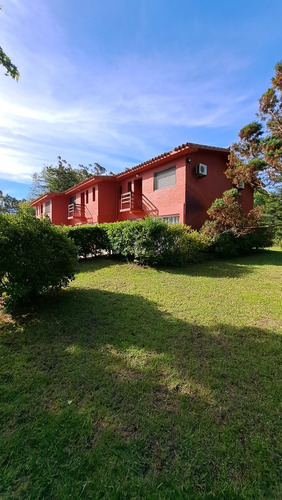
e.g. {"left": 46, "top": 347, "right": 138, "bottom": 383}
{"left": 30, "top": 142, "right": 253, "bottom": 229}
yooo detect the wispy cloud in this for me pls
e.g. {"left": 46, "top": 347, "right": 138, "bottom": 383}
{"left": 0, "top": 0, "right": 256, "bottom": 185}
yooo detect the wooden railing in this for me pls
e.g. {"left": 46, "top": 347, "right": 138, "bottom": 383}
{"left": 120, "top": 192, "right": 158, "bottom": 216}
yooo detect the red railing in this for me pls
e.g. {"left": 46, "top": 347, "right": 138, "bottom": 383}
{"left": 68, "top": 203, "right": 84, "bottom": 218}
{"left": 68, "top": 203, "right": 93, "bottom": 221}
{"left": 120, "top": 192, "right": 158, "bottom": 217}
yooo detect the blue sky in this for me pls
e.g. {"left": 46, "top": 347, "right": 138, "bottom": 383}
{"left": 0, "top": 0, "right": 281, "bottom": 199}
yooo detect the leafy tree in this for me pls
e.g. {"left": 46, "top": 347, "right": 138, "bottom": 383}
{"left": 204, "top": 189, "right": 263, "bottom": 237}
{"left": 30, "top": 157, "right": 108, "bottom": 198}
{"left": 225, "top": 61, "right": 282, "bottom": 188}
{"left": 254, "top": 188, "right": 282, "bottom": 243}
{"left": 18, "top": 200, "right": 36, "bottom": 216}
{"left": 0, "top": 7, "right": 19, "bottom": 80}
{"left": 78, "top": 162, "right": 107, "bottom": 176}
{"left": 0, "top": 46, "right": 19, "bottom": 80}
{"left": 253, "top": 187, "right": 270, "bottom": 207}
{"left": 0, "top": 190, "right": 23, "bottom": 214}
{"left": 205, "top": 62, "right": 281, "bottom": 243}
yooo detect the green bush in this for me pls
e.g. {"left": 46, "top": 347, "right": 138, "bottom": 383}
{"left": 0, "top": 213, "right": 77, "bottom": 309}
{"left": 64, "top": 224, "right": 110, "bottom": 257}
{"left": 208, "top": 226, "right": 273, "bottom": 257}
{"left": 125, "top": 218, "right": 210, "bottom": 266}
{"left": 64, "top": 218, "right": 211, "bottom": 266}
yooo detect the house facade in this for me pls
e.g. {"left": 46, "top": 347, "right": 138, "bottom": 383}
{"left": 30, "top": 142, "right": 253, "bottom": 229}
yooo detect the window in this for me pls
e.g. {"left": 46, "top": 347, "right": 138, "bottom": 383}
{"left": 161, "top": 215, "right": 180, "bottom": 224}
{"left": 92, "top": 187, "right": 96, "bottom": 201}
{"left": 69, "top": 196, "right": 76, "bottom": 205}
{"left": 45, "top": 200, "right": 50, "bottom": 214}
{"left": 118, "top": 186, "right": 122, "bottom": 199}
{"left": 128, "top": 181, "right": 132, "bottom": 192}
{"left": 154, "top": 166, "right": 176, "bottom": 191}
{"left": 86, "top": 190, "right": 89, "bottom": 204}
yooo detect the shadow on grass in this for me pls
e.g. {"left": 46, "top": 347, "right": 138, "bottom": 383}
{"left": 75, "top": 248, "right": 282, "bottom": 280}
{"left": 1, "top": 284, "right": 281, "bottom": 498}
{"left": 75, "top": 254, "right": 119, "bottom": 274}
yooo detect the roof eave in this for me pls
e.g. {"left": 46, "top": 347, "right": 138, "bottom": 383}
{"left": 30, "top": 192, "right": 63, "bottom": 206}
{"left": 116, "top": 143, "right": 229, "bottom": 179}
{"left": 64, "top": 175, "right": 116, "bottom": 195}
{"left": 116, "top": 145, "right": 198, "bottom": 179}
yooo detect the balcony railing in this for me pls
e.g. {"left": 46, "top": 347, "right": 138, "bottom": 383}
{"left": 120, "top": 192, "right": 158, "bottom": 216}
{"left": 68, "top": 203, "right": 84, "bottom": 218}
{"left": 68, "top": 203, "right": 93, "bottom": 222}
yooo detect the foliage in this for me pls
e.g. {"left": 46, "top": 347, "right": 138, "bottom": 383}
{"left": 253, "top": 187, "right": 269, "bottom": 207}
{"left": 204, "top": 189, "right": 263, "bottom": 237}
{"left": 207, "top": 227, "right": 273, "bottom": 257}
{"left": 64, "top": 224, "right": 110, "bottom": 258}
{"left": 226, "top": 61, "right": 282, "bottom": 188}
{"left": 30, "top": 157, "right": 108, "bottom": 198}
{"left": 17, "top": 200, "right": 36, "bottom": 216}
{"left": 0, "top": 46, "right": 19, "bottom": 80}
{"left": 0, "top": 212, "right": 77, "bottom": 309}
{"left": 65, "top": 218, "right": 211, "bottom": 266}
{"left": 121, "top": 218, "right": 210, "bottom": 266}
{"left": 254, "top": 187, "right": 282, "bottom": 243}
{"left": 0, "top": 190, "right": 25, "bottom": 214}
{"left": 0, "top": 7, "right": 20, "bottom": 80}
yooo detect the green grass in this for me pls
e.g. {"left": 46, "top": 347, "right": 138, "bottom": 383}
{"left": 0, "top": 249, "right": 281, "bottom": 499}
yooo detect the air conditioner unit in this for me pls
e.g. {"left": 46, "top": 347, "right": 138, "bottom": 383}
{"left": 195, "top": 163, "right": 207, "bottom": 177}
{"left": 238, "top": 180, "right": 245, "bottom": 189}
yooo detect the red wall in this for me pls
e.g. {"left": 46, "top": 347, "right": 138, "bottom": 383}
{"left": 51, "top": 195, "right": 69, "bottom": 225}
{"left": 80, "top": 186, "right": 99, "bottom": 224}
{"left": 117, "top": 157, "right": 187, "bottom": 222}
{"left": 32, "top": 149, "right": 253, "bottom": 229}
{"left": 98, "top": 182, "right": 117, "bottom": 223}
{"left": 185, "top": 150, "right": 253, "bottom": 229}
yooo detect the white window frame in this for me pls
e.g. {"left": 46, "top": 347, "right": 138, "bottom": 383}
{"left": 45, "top": 200, "right": 51, "bottom": 214}
{"left": 160, "top": 215, "right": 180, "bottom": 224}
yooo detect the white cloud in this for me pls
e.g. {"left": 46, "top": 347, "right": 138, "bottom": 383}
{"left": 0, "top": 0, "right": 257, "bottom": 185}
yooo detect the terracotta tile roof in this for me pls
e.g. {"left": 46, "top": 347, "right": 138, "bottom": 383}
{"left": 30, "top": 141, "right": 229, "bottom": 203}
{"left": 30, "top": 192, "right": 63, "bottom": 206}
{"left": 116, "top": 142, "right": 229, "bottom": 178}
{"left": 64, "top": 174, "right": 116, "bottom": 194}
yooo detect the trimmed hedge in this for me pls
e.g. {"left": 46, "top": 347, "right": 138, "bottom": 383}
{"left": 65, "top": 218, "right": 211, "bottom": 266}
{"left": 63, "top": 224, "right": 110, "bottom": 257}
{"left": 64, "top": 218, "right": 273, "bottom": 266}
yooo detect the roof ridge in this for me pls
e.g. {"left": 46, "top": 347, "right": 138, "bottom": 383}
{"left": 116, "top": 141, "right": 229, "bottom": 178}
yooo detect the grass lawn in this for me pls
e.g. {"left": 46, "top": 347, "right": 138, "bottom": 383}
{"left": 0, "top": 249, "right": 281, "bottom": 499}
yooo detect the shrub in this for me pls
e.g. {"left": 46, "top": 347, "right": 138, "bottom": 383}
{"left": 127, "top": 218, "right": 210, "bottom": 266}
{"left": 64, "top": 218, "right": 211, "bottom": 266}
{"left": 0, "top": 213, "right": 77, "bottom": 309}
{"left": 206, "top": 188, "right": 263, "bottom": 237}
{"left": 207, "top": 226, "right": 274, "bottom": 257}
{"left": 64, "top": 224, "right": 110, "bottom": 257}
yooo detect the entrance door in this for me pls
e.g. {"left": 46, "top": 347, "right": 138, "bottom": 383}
{"left": 134, "top": 178, "right": 142, "bottom": 210}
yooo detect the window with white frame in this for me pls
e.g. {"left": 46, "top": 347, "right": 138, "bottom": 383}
{"left": 154, "top": 166, "right": 176, "bottom": 191}
{"left": 45, "top": 200, "right": 51, "bottom": 214}
{"left": 160, "top": 215, "right": 180, "bottom": 224}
